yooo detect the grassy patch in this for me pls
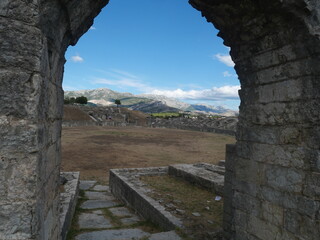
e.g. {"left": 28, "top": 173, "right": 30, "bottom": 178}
{"left": 130, "top": 219, "right": 162, "bottom": 234}
{"left": 150, "top": 112, "right": 181, "bottom": 118}
{"left": 102, "top": 208, "right": 123, "bottom": 227}
{"left": 140, "top": 175, "right": 224, "bottom": 239}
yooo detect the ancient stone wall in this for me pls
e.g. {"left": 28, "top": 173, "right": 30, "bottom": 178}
{"left": 190, "top": 0, "right": 320, "bottom": 239}
{"left": 0, "top": 1, "right": 108, "bottom": 239}
{"left": 148, "top": 116, "right": 237, "bottom": 136}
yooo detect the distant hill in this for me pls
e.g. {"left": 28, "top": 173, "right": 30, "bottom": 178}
{"left": 64, "top": 88, "right": 238, "bottom": 116}
{"left": 128, "top": 101, "right": 180, "bottom": 113}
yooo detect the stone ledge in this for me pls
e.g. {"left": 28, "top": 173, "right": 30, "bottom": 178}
{"left": 60, "top": 172, "right": 80, "bottom": 240}
{"left": 168, "top": 163, "right": 225, "bottom": 195}
{"left": 109, "top": 167, "right": 184, "bottom": 231}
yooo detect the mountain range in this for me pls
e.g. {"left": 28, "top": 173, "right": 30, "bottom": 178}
{"left": 64, "top": 88, "right": 238, "bottom": 116}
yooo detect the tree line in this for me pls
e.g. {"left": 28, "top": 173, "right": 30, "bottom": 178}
{"left": 64, "top": 96, "right": 122, "bottom": 107}
{"left": 64, "top": 96, "right": 88, "bottom": 105}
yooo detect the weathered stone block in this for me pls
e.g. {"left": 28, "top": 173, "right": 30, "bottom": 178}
{"left": 265, "top": 165, "right": 304, "bottom": 193}
{"left": 233, "top": 180, "right": 258, "bottom": 197}
{"left": 303, "top": 172, "right": 320, "bottom": 197}
{"left": 0, "top": 201, "right": 35, "bottom": 239}
{"left": 255, "top": 56, "right": 320, "bottom": 85}
{"left": 296, "top": 196, "right": 320, "bottom": 219}
{"left": 234, "top": 209, "right": 248, "bottom": 230}
{"left": 234, "top": 157, "right": 261, "bottom": 183}
{"left": 0, "top": 0, "right": 39, "bottom": 24}
{"left": 284, "top": 209, "right": 301, "bottom": 235}
{"left": 249, "top": 143, "right": 306, "bottom": 169}
{"left": 0, "top": 18, "right": 43, "bottom": 71}
{"left": 299, "top": 215, "right": 320, "bottom": 240}
{"left": 261, "top": 202, "right": 283, "bottom": 227}
{"left": 233, "top": 192, "right": 261, "bottom": 217}
{"left": 247, "top": 215, "right": 280, "bottom": 240}
{"left": 250, "top": 45, "right": 300, "bottom": 71}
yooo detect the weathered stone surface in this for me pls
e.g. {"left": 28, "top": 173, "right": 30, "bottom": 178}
{"left": 78, "top": 213, "right": 113, "bottom": 229}
{"left": 81, "top": 200, "right": 117, "bottom": 209}
{"left": 60, "top": 172, "right": 80, "bottom": 240}
{"left": 75, "top": 229, "right": 149, "bottom": 240}
{"left": 168, "top": 163, "right": 225, "bottom": 195}
{"left": 93, "top": 185, "right": 109, "bottom": 191}
{"left": 85, "top": 191, "right": 110, "bottom": 200}
{"left": 149, "top": 230, "right": 182, "bottom": 240}
{"left": 1, "top": 0, "right": 109, "bottom": 238}
{"left": 189, "top": 0, "right": 320, "bottom": 239}
{"left": 120, "top": 216, "right": 141, "bottom": 225}
{"left": 109, "top": 207, "right": 135, "bottom": 217}
{"left": 79, "top": 180, "right": 96, "bottom": 190}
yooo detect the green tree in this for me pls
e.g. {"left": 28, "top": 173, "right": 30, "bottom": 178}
{"left": 70, "top": 97, "right": 76, "bottom": 104}
{"left": 64, "top": 97, "right": 70, "bottom": 104}
{"left": 114, "top": 99, "right": 121, "bottom": 107}
{"left": 75, "top": 96, "right": 88, "bottom": 104}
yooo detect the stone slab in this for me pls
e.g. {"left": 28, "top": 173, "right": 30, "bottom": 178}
{"left": 168, "top": 163, "right": 225, "bottom": 195}
{"left": 93, "top": 185, "right": 109, "bottom": 191}
{"left": 81, "top": 200, "right": 117, "bottom": 209}
{"left": 120, "top": 216, "right": 141, "bottom": 225}
{"left": 78, "top": 213, "right": 113, "bottom": 229}
{"left": 109, "top": 207, "right": 135, "bottom": 217}
{"left": 79, "top": 181, "right": 97, "bottom": 190}
{"left": 149, "top": 230, "right": 182, "bottom": 240}
{"left": 85, "top": 191, "right": 109, "bottom": 200}
{"left": 75, "top": 228, "right": 150, "bottom": 240}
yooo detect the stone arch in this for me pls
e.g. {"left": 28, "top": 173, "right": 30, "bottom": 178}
{"left": 1, "top": 0, "right": 319, "bottom": 239}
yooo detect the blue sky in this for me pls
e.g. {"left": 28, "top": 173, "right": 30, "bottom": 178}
{"left": 63, "top": 0, "right": 240, "bottom": 110}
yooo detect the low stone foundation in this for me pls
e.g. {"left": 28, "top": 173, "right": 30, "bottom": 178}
{"left": 109, "top": 167, "right": 183, "bottom": 231}
{"left": 59, "top": 172, "right": 80, "bottom": 240}
{"left": 109, "top": 163, "right": 225, "bottom": 232}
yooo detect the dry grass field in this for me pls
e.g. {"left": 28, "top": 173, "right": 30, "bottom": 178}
{"left": 61, "top": 126, "right": 236, "bottom": 183}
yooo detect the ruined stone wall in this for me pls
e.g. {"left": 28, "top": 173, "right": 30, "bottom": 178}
{"left": 148, "top": 116, "right": 237, "bottom": 136}
{"left": 190, "top": 0, "right": 320, "bottom": 239}
{"left": 0, "top": 1, "right": 108, "bottom": 239}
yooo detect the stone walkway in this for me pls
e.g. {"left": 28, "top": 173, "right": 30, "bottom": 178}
{"left": 74, "top": 180, "right": 182, "bottom": 240}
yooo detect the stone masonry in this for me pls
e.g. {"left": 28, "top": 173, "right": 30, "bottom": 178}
{"left": 189, "top": 0, "right": 320, "bottom": 239}
{"left": 0, "top": 1, "right": 108, "bottom": 239}
{"left": 1, "top": 0, "right": 319, "bottom": 239}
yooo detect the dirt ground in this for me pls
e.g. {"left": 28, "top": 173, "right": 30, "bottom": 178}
{"left": 61, "top": 126, "right": 236, "bottom": 183}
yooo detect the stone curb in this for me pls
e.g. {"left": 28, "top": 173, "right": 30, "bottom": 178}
{"left": 109, "top": 167, "right": 184, "bottom": 231}
{"left": 60, "top": 172, "right": 80, "bottom": 240}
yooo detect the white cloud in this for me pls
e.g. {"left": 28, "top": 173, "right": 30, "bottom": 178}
{"left": 92, "top": 69, "right": 153, "bottom": 92}
{"left": 92, "top": 69, "right": 240, "bottom": 101}
{"left": 223, "top": 71, "right": 233, "bottom": 77}
{"left": 89, "top": 26, "right": 96, "bottom": 30}
{"left": 149, "top": 85, "right": 240, "bottom": 101}
{"left": 71, "top": 55, "right": 84, "bottom": 63}
{"left": 215, "top": 54, "right": 235, "bottom": 67}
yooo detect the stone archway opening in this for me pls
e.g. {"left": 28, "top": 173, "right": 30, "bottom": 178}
{"left": 62, "top": 0, "right": 240, "bottom": 112}
{"left": 1, "top": 0, "right": 320, "bottom": 240}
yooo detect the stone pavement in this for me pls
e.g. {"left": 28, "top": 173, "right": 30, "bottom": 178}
{"left": 74, "top": 180, "right": 182, "bottom": 240}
